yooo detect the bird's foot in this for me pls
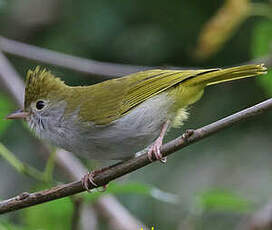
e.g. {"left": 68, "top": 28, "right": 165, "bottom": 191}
{"left": 82, "top": 166, "right": 112, "bottom": 192}
{"left": 147, "top": 120, "right": 170, "bottom": 163}
{"left": 147, "top": 137, "right": 167, "bottom": 163}
{"left": 181, "top": 129, "right": 194, "bottom": 142}
{"left": 82, "top": 171, "right": 98, "bottom": 192}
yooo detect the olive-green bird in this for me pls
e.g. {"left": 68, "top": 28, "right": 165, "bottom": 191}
{"left": 7, "top": 64, "right": 267, "bottom": 165}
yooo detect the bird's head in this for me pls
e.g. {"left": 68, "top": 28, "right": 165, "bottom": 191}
{"left": 6, "top": 66, "right": 69, "bottom": 134}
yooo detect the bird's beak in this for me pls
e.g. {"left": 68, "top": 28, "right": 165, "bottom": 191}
{"left": 6, "top": 109, "right": 29, "bottom": 120}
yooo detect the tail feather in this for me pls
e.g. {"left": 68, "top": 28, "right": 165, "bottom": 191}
{"left": 184, "top": 64, "right": 267, "bottom": 86}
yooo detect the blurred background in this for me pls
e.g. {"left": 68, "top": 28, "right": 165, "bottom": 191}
{"left": 0, "top": 0, "right": 272, "bottom": 229}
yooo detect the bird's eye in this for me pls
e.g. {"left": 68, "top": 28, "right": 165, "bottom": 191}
{"left": 36, "top": 100, "right": 45, "bottom": 110}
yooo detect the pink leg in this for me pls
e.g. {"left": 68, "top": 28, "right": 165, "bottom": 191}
{"left": 147, "top": 120, "right": 170, "bottom": 163}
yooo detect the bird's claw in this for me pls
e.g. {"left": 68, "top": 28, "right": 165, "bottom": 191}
{"left": 82, "top": 165, "right": 114, "bottom": 192}
{"left": 82, "top": 171, "right": 98, "bottom": 192}
{"left": 147, "top": 140, "right": 167, "bottom": 163}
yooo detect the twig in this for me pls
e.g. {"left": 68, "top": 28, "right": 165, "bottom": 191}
{"left": 0, "top": 51, "right": 147, "bottom": 229}
{"left": 0, "top": 143, "right": 45, "bottom": 182}
{"left": 0, "top": 36, "right": 149, "bottom": 78}
{"left": 0, "top": 51, "right": 24, "bottom": 105}
{"left": 1, "top": 36, "right": 271, "bottom": 81}
{"left": 0, "top": 97, "right": 271, "bottom": 214}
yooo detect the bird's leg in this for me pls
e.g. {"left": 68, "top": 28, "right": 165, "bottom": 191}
{"left": 82, "top": 161, "right": 123, "bottom": 192}
{"left": 147, "top": 120, "right": 170, "bottom": 163}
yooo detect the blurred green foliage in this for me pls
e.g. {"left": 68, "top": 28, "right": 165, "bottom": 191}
{"left": 83, "top": 182, "right": 179, "bottom": 204}
{"left": 0, "top": 0, "right": 271, "bottom": 229}
{"left": 0, "top": 220, "right": 26, "bottom": 230}
{"left": 23, "top": 197, "right": 73, "bottom": 230}
{"left": 195, "top": 189, "right": 252, "bottom": 214}
{"left": 0, "top": 93, "right": 13, "bottom": 137}
{"left": 252, "top": 19, "right": 272, "bottom": 95}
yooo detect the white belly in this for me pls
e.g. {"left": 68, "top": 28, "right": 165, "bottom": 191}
{"left": 39, "top": 93, "right": 184, "bottom": 160}
{"left": 76, "top": 93, "right": 173, "bottom": 160}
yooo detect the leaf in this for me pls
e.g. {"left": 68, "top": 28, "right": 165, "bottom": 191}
{"left": 0, "top": 93, "right": 13, "bottom": 137}
{"left": 251, "top": 19, "right": 272, "bottom": 95}
{"left": 83, "top": 181, "right": 179, "bottom": 204}
{"left": 195, "top": 189, "right": 252, "bottom": 214}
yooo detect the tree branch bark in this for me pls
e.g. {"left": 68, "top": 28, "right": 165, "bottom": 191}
{"left": 0, "top": 97, "right": 271, "bottom": 214}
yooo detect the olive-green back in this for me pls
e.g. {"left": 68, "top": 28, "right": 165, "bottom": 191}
{"left": 75, "top": 69, "right": 217, "bottom": 125}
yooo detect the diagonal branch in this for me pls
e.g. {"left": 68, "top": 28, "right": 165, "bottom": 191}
{"left": 0, "top": 97, "right": 271, "bottom": 214}
{"left": 0, "top": 36, "right": 149, "bottom": 78}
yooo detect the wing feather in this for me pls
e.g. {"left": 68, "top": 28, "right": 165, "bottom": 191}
{"left": 79, "top": 69, "right": 217, "bottom": 125}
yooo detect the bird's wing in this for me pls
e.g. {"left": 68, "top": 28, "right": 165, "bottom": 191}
{"left": 80, "top": 69, "right": 217, "bottom": 125}
{"left": 119, "top": 69, "right": 217, "bottom": 113}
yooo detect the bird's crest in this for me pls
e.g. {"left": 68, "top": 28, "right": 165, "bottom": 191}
{"left": 24, "top": 66, "right": 66, "bottom": 109}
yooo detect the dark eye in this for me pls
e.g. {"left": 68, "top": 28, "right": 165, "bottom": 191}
{"left": 36, "top": 100, "right": 45, "bottom": 110}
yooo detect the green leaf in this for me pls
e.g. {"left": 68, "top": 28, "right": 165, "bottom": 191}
{"left": 0, "top": 93, "right": 13, "bottom": 137}
{"left": 195, "top": 189, "right": 252, "bottom": 214}
{"left": 251, "top": 19, "right": 272, "bottom": 95}
{"left": 23, "top": 197, "right": 73, "bottom": 230}
{"left": 83, "top": 181, "right": 179, "bottom": 204}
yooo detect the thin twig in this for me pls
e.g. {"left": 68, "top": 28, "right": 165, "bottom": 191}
{"left": 0, "top": 51, "right": 147, "bottom": 229}
{"left": 0, "top": 143, "right": 45, "bottom": 182}
{"left": 0, "top": 36, "right": 149, "bottom": 78}
{"left": 1, "top": 36, "right": 271, "bottom": 80}
{"left": 0, "top": 51, "right": 24, "bottom": 105}
{"left": 0, "top": 97, "right": 271, "bottom": 214}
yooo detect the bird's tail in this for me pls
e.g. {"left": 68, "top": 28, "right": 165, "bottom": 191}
{"left": 184, "top": 64, "right": 267, "bottom": 86}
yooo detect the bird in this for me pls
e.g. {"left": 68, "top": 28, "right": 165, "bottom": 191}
{"left": 6, "top": 64, "right": 267, "bottom": 189}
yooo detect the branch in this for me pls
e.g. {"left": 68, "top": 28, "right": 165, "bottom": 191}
{"left": 1, "top": 36, "right": 271, "bottom": 80}
{"left": 0, "top": 143, "right": 45, "bottom": 182}
{"left": 0, "top": 51, "right": 147, "bottom": 229}
{"left": 0, "top": 97, "right": 271, "bottom": 214}
{"left": 0, "top": 51, "right": 24, "bottom": 105}
{"left": 0, "top": 36, "right": 149, "bottom": 78}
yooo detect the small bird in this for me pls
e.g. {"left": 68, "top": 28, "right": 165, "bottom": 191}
{"left": 7, "top": 64, "right": 267, "bottom": 188}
